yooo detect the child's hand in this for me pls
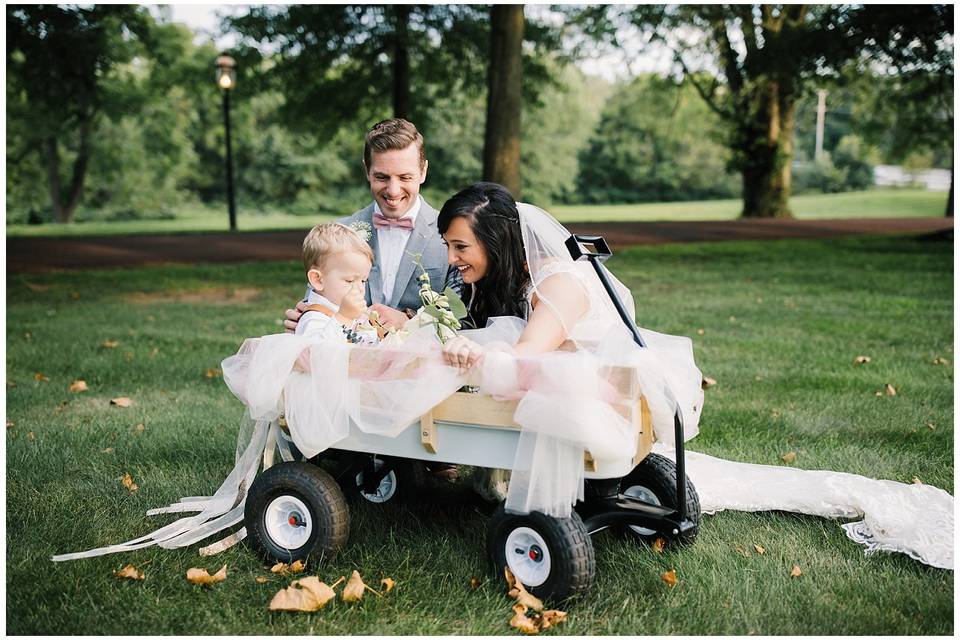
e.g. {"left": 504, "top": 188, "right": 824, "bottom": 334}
{"left": 338, "top": 284, "right": 367, "bottom": 320}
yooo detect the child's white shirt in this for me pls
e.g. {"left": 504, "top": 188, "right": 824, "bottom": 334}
{"left": 296, "top": 291, "right": 344, "bottom": 342}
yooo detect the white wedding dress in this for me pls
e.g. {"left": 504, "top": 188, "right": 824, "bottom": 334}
{"left": 52, "top": 203, "right": 954, "bottom": 571}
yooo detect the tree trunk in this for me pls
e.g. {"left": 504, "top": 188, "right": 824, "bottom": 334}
{"left": 391, "top": 5, "right": 410, "bottom": 120}
{"left": 739, "top": 79, "right": 795, "bottom": 218}
{"left": 946, "top": 165, "right": 953, "bottom": 217}
{"left": 42, "top": 118, "right": 92, "bottom": 224}
{"left": 482, "top": 4, "right": 523, "bottom": 199}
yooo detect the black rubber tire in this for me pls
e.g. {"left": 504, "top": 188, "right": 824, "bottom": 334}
{"left": 486, "top": 505, "right": 595, "bottom": 601}
{"left": 244, "top": 461, "right": 350, "bottom": 564}
{"left": 340, "top": 455, "right": 426, "bottom": 505}
{"left": 619, "top": 452, "right": 701, "bottom": 545}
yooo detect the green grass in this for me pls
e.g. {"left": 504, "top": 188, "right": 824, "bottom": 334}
{"left": 6, "top": 234, "right": 953, "bottom": 634}
{"left": 5, "top": 188, "right": 949, "bottom": 237}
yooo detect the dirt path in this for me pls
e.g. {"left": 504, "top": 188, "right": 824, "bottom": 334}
{"left": 6, "top": 217, "right": 952, "bottom": 273}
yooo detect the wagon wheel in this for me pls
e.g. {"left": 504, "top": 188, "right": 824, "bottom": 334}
{"left": 244, "top": 461, "right": 350, "bottom": 564}
{"left": 486, "top": 504, "right": 595, "bottom": 601}
{"left": 619, "top": 452, "right": 700, "bottom": 545}
{"left": 342, "top": 455, "right": 426, "bottom": 505}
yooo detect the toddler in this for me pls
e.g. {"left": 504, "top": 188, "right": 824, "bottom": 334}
{"left": 298, "top": 222, "right": 380, "bottom": 344}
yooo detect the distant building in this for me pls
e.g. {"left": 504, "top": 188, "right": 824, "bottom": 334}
{"left": 873, "top": 165, "right": 952, "bottom": 191}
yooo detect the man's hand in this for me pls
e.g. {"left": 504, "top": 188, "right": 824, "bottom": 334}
{"left": 283, "top": 300, "right": 309, "bottom": 333}
{"left": 442, "top": 335, "right": 484, "bottom": 372}
{"left": 369, "top": 303, "right": 409, "bottom": 330}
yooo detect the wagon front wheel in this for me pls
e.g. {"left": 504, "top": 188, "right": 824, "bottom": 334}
{"left": 486, "top": 504, "right": 595, "bottom": 601}
{"left": 244, "top": 461, "right": 349, "bottom": 564}
{"left": 620, "top": 452, "right": 700, "bottom": 545}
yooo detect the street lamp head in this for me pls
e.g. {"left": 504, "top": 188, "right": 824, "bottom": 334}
{"left": 215, "top": 54, "right": 237, "bottom": 91}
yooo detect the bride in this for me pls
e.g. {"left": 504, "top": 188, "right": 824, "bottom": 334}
{"left": 53, "top": 182, "right": 953, "bottom": 571}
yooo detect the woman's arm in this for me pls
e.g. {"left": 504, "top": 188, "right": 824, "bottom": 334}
{"left": 512, "top": 272, "right": 589, "bottom": 357}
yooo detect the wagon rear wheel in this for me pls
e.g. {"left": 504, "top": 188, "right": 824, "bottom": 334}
{"left": 620, "top": 452, "right": 700, "bottom": 545}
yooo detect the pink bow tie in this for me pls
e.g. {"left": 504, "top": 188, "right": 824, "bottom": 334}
{"left": 373, "top": 211, "right": 415, "bottom": 230}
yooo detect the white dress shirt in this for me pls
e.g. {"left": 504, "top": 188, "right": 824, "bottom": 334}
{"left": 374, "top": 195, "right": 422, "bottom": 302}
{"left": 296, "top": 291, "right": 343, "bottom": 342}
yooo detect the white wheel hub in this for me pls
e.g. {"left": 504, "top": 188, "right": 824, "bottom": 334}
{"left": 264, "top": 495, "right": 313, "bottom": 550}
{"left": 356, "top": 459, "right": 397, "bottom": 503}
{"left": 624, "top": 484, "right": 662, "bottom": 536}
{"left": 505, "top": 527, "right": 551, "bottom": 588}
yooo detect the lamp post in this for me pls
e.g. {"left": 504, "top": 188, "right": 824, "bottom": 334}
{"left": 216, "top": 54, "right": 238, "bottom": 231}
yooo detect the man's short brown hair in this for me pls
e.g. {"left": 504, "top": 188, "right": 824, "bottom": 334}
{"left": 363, "top": 118, "right": 426, "bottom": 171}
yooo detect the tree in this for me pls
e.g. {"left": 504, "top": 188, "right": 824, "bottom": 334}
{"left": 7, "top": 5, "right": 151, "bottom": 223}
{"left": 483, "top": 5, "right": 524, "bottom": 198}
{"left": 583, "top": 4, "right": 952, "bottom": 218}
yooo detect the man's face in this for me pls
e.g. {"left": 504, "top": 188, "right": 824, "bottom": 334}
{"left": 365, "top": 143, "right": 428, "bottom": 219}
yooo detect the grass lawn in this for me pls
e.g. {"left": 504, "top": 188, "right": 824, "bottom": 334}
{"left": 5, "top": 234, "right": 953, "bottom": 634}
{"left": 5, "top": 188, "right": 949, "bottom": 237}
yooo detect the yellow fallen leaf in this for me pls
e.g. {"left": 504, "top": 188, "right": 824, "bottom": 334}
{"left": 539, "top": 609, "right": 567, "bottom": 630}
{"left": 121, "top": 472, "right": 139, "bottom": 493}
{"left": 6, "top": 421, "right": 13, "bottom": 428}
{"left": 932, "top": 357, "right": 950, "bottom": 365}
{"left": 735, "top": 545, "right": 750, "bottom": 558}
{"left": 701, "top": 376, "right": 717, "bottom": 389}
{"left": 111, "top": 397, "right": 133, "bottom": 408}
{"left": 790, "top": 564, "right": 802, "bottom": 578}
{"left": 205, "top": 368, "right": 221, "bottom": 379}
{"left": 113, "top": 564, "right": 144, "bottom": 581}
{"left": 505, "top": 569, "right": 544, "bottom": 612}
{"left": 27, "top": 431, "right": 35, "bottom": 441}
{"left": 925, "top": 422, "right": 936, "bottom": 430}
{"left": 885, "top": 383, "right": 897, "bottom": 396}
{"left": 754, "top": 544, "right": 766, "bottom": 555}
{"left": 270, "top": 560, "right": 306, "bottom": 576}
{"left": 342, "top": 570, "right": 369, "bottom": 602}
{"left": 69, "top": 380, "right": 88, "bottom": 393}
{"left": 102, "top": 447, "right": 114, "bottom": 454}
{"left": 853, "top": 355, "right": 871, "bottom": 365}
{"left": 270, "top": 562, "right": 286, "bottom": 574}
{"left": 255, "top": 576, "right": 270, "bottom": 584}
{"left": 912, "top": 476, "right": 923, "bottom": 485}
{"left": 149, "top": 348, "right": 159, "bottom": 357}
{"left": 661, "top": 569, "right": 678, "bottom": 587}
{"left": 781, "top": 451, "right": 797, "bottom": 464}
{"left": 101, "top": 340, "right": 119, "bottom": 349}
{"left": 381, "top": 577, "right": 395, "bottom": 593}
{"left": 504, "top": 566, "right": 518, "bottom": 591}
{"left": 124, "top": 351, "right": 134, "bottom": 361}
{"left": 133, "top": 423, "right": 145, "bottom": 433}
{"left": 696, "top": 328, "right": 705, "bottom": 335}
{"left": 34, "top": 372, "right": 50, "bottom": 382}
{"left": 652, "top": 537, "right": 666, "bottom": 553}
{"left": 469, "top": 576, "right": 482, "bottom": 590}
{"left": 509, "top": 608, "right": 540, "bottom": 634}
{"left": 269, "top": 576, "right": 336, "bottom": 612}
{"left": 186, "top": 564, "right": 227, "bottom": 586}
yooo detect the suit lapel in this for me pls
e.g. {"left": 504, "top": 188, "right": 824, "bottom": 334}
{"left": 389, "top": 202, "right": 436, "bottom": 307}
{"left": 360, "top": 204, "right": 385, "bottom": 306}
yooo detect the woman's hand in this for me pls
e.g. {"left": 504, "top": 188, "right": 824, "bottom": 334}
{"left": 283, "top": 300, "right": 309, "bottom": 333}
{"left": 442, "top": 335, "right": 484, "bottom": 371}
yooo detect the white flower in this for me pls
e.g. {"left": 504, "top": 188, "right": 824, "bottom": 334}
{"left": 350, "top": 221, "right": 373, "bottom": 242}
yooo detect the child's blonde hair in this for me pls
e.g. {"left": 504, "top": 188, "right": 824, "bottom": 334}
{"left": 302, "top": 222, "right": 374, "bottom": 272}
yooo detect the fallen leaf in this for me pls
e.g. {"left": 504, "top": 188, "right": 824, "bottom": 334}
{"left": 912, "top": 476, "right": 923, "bottom": 485}
{"left": 696, "top": 328, "right": 705, "bottom": 335}
{"left": 24, "top": 332, "right": 33, "bottom": 340}
{"left": 270, "top": 560, "right": 306, "bottom": 576}
{"left": 269, "top": 576, "right": 336, "bottom": 612}
{"left": 34, "top": 372, "right": 50, "bottom": 382}
{"left": 69, "top": 380, "right": 88, "bottom": 393}
{"left": 504, "top": 567, "right": 544, "bottom": 612}
{"left": 885, "top": 383, "right": 897, "bottom": 396}
{"left": 342, "top": 570, "right": 374, "bottom": 602}
{"left": 753, "top": 544, "right": 766, "bottom": 555}
{"left": 101, "top": 339, "right": 119, "bottom": 349}
{"left": 652, "top": 537, "right": 666, "bottom": 553}
{"left": 380, "top": 577, "right": 395, "bottom": 593}
{"left": 205, "top": 368, "right": 221, "bottom": 379}
{"left": 539, "top": 609, "right": 567, "bottom": 631}
{"left": 728, "top": 316, "right": 736, "bottom": 322}
{"left": 509, "top": 608, "right": 540, "bottom": 634}
{"left": 790, "top": 564, "right": 802, "bottom": 578}
{"left": 6, "top": 421, "right": 13, "bottom": 428}
{"left": 756, "top": 297, "right": 763, "bottom": 304}
{"left": 27, "top": 431, "right": 35, "bottom": 440}
{"left": 124, "top": 351, "right": 134, "bottom": 361}
{"left": 110, "top": 397, "right": 133, "bottom": 408}
{"left": 735, "top": 545, "right": 751, "bottom": 558}
{"left": 149, "top": 347, "right": 159, "bottom": 357}
{"left": 660, "top": 569, "right": 678, "bottom": 587}
{"left": 102, "top": 447, "right": 115, "bottom": 454}
{"left": 121, "top": 472, "right": 139, "bottom": 492}
{"left": 186, "top": 564, "right": 227, "bottom": 586}
{"left": 504, "top": 566, "right": 517, "bottom": 591}
{"left": 781, "top": 451, "right": 797, "bottom": 464}
{"left": 932, "top": 357, "right": 950, "bottom": 365}
{"left": 853, "top": 355, "right": 871, "bottom": 365}
{"left": 7, "top": 380, "right": 17, "bottom": 388}
{"left": 874, "top": 391, "right": 883, "bottom": 397}
{"left": 270, "top": 562, "right": 286, "bottom": 574}
{"left": 255, "top": 576, "right": 269, "bottom": 584}
{"left": 702, "top": 376, "right": 717, "bottom": 389}
{"left": 113, "top": 564, "right": 145, "bottom": 581}
{"left": 469, "top": 576, "right": 482, "bottom": 590}
{"left": 925, "top": 422, "right": 936, "bottom": 430}
{"left": 133, "top": 423, "right": 145, "bottom": 433}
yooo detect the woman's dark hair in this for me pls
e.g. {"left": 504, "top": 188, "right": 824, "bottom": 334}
{"left": 438, "top": 182, "right": 530, "bottom": 328}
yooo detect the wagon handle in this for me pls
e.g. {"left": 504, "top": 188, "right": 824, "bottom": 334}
{"left": 567, "top": 234, "right": 687, "bottom": 522}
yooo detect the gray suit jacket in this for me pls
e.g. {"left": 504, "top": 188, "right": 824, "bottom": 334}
{"left": 339, "top": 200, "right": 449, "bottom": 312}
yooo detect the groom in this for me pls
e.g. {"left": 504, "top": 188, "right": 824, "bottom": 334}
{"left": 284, "top": 118, "right": 454, "bottom": 332}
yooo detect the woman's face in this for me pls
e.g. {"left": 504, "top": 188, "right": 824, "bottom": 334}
{"left": 443, "top": 216, "right": 488, "bottom": 284}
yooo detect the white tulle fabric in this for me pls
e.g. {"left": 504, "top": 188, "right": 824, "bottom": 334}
{"left": 53, "top": 203, "right": 953, "bottom": 571}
